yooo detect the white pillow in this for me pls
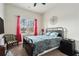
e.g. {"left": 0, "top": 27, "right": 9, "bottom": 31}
{"left": 0, "top": 34, "right": 4, "bottom": 45}
{"left": 45, "top": 32, "right": 51, "bottom": 36}
{"left": 0, "top": 38, "right": 4, "bottom": 45}
{"left": 0, "top": 34, "right": 4, "bottom": 39}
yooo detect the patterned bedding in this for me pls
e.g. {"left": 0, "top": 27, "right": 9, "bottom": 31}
{"left": 25, "top": 35, "right": 61, "bottom": 43}
{"left": 24, "top": 35, "right": 62, "bottom": 55}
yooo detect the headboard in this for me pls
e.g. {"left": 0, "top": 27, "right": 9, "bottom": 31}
{"left": 46, "top": 27, "right": 64, "bottom": 39}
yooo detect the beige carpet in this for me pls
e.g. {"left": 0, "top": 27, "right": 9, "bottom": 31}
{"left": 9, "top": 45, "right": 67, "bottom": 56}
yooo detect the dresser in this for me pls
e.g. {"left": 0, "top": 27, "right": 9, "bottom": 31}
{"left": 59, "top": 39, "right": 75, "bottom": 56}
{"left": 0, "top": 46, "right": 5, "bottom": 56}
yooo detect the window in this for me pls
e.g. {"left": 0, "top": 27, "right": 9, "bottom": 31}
{"left": 20, "top": 17, "right": 34, "bottom": 34}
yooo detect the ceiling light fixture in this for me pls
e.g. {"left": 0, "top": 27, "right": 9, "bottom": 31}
{"left": 34, "top": 3, "right": 46, "bottom": 7}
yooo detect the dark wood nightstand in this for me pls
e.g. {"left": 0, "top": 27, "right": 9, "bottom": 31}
{"left": 59, "top": 39, "right": 75, "bottom": 56}
{"left": 0, "top": 46, "right": 5, "bottom": 56}
{"left": 75, "top": 51, "right": 79, "bottom": 56}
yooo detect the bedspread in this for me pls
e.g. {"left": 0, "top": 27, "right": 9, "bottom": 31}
{"left": 24, "top": 35, "right": 62, "bottom": 55}
{"left": 33, "top": 38, "right": 62, "bottom": 55}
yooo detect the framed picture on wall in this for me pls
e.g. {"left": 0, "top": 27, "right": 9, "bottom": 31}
{"left": 50, "top": 16, "right": 58, "bottom": 25}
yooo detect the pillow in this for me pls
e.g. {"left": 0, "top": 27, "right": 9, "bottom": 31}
{"left": 57, "top": 33, "right": 62, "bottom": 37}
{"left": 50, "top": 32, "right": 58, "bottom": 37}
{"left": 0, "top": 34, "right": 4, "bottom": 39}
{"left": 0, "top": 38, "right": 4, "bottom": 45}
{"left": 45, "top": 32, "right": 51, "bottom": 36}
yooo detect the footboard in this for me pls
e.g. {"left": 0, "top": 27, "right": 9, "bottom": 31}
{"left": 23, "top": 38, "right": 34, "bottom": 56}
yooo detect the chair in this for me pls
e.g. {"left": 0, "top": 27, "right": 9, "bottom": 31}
{"left": 3, "top": 34, "right": 18, "bottom": 50}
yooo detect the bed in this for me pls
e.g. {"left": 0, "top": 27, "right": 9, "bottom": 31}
{"left": 23, "top": 27, "right": 64, "bottom": 56}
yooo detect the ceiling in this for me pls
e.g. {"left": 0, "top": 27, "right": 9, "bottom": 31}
{"left": 11, "top": 3, "right": 56, "bottom": 14}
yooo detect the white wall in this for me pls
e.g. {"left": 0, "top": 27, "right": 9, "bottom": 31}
{"left": 43, "top": 3, "right": 79, "bottom": 51}
{"left": 0, "top": 3, "right": 4, "bottom": 19}
{"left": 4, "top": 4, "right": 43, "bottom": 35}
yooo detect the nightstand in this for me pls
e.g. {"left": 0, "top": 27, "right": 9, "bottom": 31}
{"left": 74, "top": 50, "right": 79, "bottom": 56}
{"left": 0, "top": 46, "right": 5, "bottom": 56}
{"left": 59, "top": 39, "right": 75, "bottom": 56}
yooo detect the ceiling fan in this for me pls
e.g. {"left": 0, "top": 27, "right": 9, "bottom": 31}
{"left": 34, "top": 3, "right": 46, "bottom": 7}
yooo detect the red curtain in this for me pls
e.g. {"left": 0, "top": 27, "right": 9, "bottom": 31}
{"left": 16, "top": 16, "right": 22, "bottom": 42}
{"left": 34, "top": 19, "right": 38, "bottom": 35}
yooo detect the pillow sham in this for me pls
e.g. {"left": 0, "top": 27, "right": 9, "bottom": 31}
{"left": 50, "top": 32, "right": 59, "bottom": 37}
{"left": 57, "top": 33, "right": 62, "bottom": 37}
{"left": 45, "top": 32, "right": 51, "bottom": 36}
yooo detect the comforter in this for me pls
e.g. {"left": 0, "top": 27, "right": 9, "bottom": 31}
{"left": 24, "top": 35, "right": 62, "bottom": 55}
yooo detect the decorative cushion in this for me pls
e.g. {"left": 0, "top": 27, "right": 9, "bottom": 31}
{"left": 57, "top": 33, "right": 62, "bottom": 37}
